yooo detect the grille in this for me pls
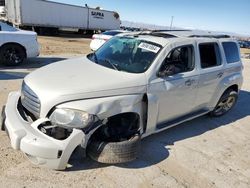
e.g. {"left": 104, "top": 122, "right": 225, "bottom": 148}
{"left": 21, "top": 82, "right": 40, "bottom": 118}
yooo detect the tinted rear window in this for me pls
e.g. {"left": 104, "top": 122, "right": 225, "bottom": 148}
{"left": 199, "top": 43, "right": 221, "bottom": 69}
{"left": 0, "top": 0, "right": 4, "bottom": 6}
{"left": 102, "top": 31, "right": 122, "bottom": 36}
{"left": 222, "top": 42, "right": 240, "bottom": 64}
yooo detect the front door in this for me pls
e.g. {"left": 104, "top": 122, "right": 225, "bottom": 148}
{"left": 148, "top": 44, "right": 199, "bottom": 129}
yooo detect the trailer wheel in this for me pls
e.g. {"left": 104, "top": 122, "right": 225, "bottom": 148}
{"left": 0, "top": 44, "right": 26, "bottom": 66}
{"left": 87, "top": 134, "right": 141, "bottom": 164}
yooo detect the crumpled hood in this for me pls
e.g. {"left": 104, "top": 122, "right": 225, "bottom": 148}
{"left": 24, "top": 56, "right": 147, "bottom": 117}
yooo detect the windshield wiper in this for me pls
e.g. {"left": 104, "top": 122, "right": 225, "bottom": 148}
{"left": 103, "top": 59, "right": 119, "bottom": 71}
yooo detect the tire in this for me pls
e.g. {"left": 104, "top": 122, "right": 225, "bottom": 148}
{"left": 87, "top": 134, "right": 141, "bottom": 164}
{"left": 0, "top": 44, "right": 26, "bottom": 66}
{"left": 1, "top": 106, "right": 6, "bottom": 131}
{"left": 210, "top": 89, "right": 238, "bottom": 117}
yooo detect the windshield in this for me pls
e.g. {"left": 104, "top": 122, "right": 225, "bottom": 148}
{"left": 0, "top": 22, "right": 18, "bottom": 32}
{"left": 87, "top": 36, "right": 162, "bottom": 73}
{"left": 102, "top": 31, "right": 123, "bottom": 36}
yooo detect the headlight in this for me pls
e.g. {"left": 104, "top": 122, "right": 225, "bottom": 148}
{"left": 50, "top": 108, "right": 96, "bottom": 129}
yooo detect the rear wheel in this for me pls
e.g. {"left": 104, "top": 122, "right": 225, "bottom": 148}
{"left": 210, "top": 90, "right": 238, "bottom": 117}
{"left": 0, "top": 44, "right": 26, "bottom": 66}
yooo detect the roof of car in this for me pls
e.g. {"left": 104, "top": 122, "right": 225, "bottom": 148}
{"left": 103, "top": 30, "right": 129, "bottom": 33}
{"left": 118, "top": 30, "right": 234, "bottom": 47}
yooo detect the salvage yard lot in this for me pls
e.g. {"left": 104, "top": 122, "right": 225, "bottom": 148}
{"left": 0, "top": 36, "right": 250, "bottom": 188}
{"left": 240, "top": 48, "right": 250, "bottom": 55}
{"left": 38, "top": 35, "right": 92, "bottom": 56}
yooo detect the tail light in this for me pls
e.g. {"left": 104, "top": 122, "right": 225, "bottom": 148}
{"left": 103, "top": 37, "right": 110, "bottom": 41}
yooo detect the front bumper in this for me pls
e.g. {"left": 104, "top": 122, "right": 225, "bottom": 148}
{"left": 2, "top": 91, "right": 85, "bottom": 170}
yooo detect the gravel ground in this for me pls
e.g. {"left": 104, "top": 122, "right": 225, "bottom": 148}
{"left": 0, "top": 36, "right": 250, "bottom": 188}
{"left": 38, "top": 35, "right": 92, "bottom": 56}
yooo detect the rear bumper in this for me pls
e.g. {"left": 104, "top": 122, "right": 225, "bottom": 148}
{"left": 26, "top": 41, "right": 40, "bottom": 58}
{"left": 3, "top": 91, "right": 85, "bottom": 170}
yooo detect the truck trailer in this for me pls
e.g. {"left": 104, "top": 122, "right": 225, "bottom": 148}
{"left": 5, "top": 0, "right": 121, "bottom": 34}
{"left": 0, "top": 0, "right": 5, "bottom": 18}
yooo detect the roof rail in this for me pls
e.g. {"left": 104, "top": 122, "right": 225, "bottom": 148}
{"left": 148, "top": 32, "right": 177, "bottom": 38}
{"left": 189, "top": 34, "right": 231, "bottom": 39}
{"left": 129, "top": 30, "right": 177, "bottom": 38}
{"left": 126, "top": 30, "right": 232, "bottom": 39}
{"left": 152, "top": 29, "right": 191, "bottom": 32}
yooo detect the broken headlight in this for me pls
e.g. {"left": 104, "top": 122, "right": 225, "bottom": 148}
{"left": 50, "top": 108, "right": 96, "bottom": 129}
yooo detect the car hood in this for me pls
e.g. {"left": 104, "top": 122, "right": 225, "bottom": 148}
{"left": 24, "top": 56, "right": 147, "bottom": 117}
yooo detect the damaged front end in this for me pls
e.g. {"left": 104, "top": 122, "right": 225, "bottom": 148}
{"left": 3, "top": 86, "right": 144, "bottom": 170}
{"left": 3, "top": 91, "right": 87, "bottom": 170}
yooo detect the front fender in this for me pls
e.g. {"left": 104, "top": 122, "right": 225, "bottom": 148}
{"left": 57, "top": 95, "right": 144, "bottom": 120}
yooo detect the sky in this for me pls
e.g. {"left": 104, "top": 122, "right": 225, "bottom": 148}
{"left": 52, "top": 0, "right": 250, "bottom": 36}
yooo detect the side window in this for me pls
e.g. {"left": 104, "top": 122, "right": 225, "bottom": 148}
{"left": 222, "top": 42, "right": 240, "bottom": 64}
{"left": 0, "top": 22, "right": 17, "bottom": 32}
{"left": 199, "top": 43, "right": 221, "bottom": 68}
{"left": 159, "top": 45, "right": 195, "bottom": 76}
{"left": 0, "top": 0, "right": 5, "bottom": 6}
{"left": 102, "top": 31, "right": 121, "bottom": 36}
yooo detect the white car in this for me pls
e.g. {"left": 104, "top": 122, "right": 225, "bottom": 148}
{"left": 90, "top": 30, "right": 128, "bottom": 51}
{"left": 0, "top": 21, "right": 39, "bottom": 66}
{"left": 1, "top": 31, "right": 243, "bottom": 170}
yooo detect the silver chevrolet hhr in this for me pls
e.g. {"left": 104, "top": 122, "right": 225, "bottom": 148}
{"left": 1, "top": 30, "right": 243, "bottom": 170}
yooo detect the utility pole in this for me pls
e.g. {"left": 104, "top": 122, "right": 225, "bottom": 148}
{"left": 170, "top": 16, "right": 174, "bottom": 30}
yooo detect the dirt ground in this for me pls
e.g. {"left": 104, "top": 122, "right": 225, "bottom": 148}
{"left": 38, "top": 35, "right": 92, "bottom": 56}
{"left": 0, "top": 36, "right": 250, "bottom": 188}
{"left": 240, "top": 48, "right": 250, "bottom": 55}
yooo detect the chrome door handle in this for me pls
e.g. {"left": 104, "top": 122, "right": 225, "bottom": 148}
{"left": 185, "top": 79, "right": 192, "bottom": 86}
{"left": 217, "top": 72, "right": 224, "bottom": 78}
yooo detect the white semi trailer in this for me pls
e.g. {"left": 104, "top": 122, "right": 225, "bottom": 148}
{"left": 5, "top": 0, "right": 121, "bottom": 34}
{"left": 0, "top": 0, "right": 5, "bottom": 18}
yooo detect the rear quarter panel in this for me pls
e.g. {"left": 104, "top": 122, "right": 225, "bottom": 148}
{"left": 208, "top": 62, "right": 243, "bottom": 109}
{"left": 0, "top": 31, "right": 39, "bottom": 58}
{"left": 208, "top": 39, "right": 243, "bottom": 109}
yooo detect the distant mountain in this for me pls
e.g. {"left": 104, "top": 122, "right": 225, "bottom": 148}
{"left": 121, "top": 20, "right": 250, "bottom": 38}
{"left": 121, "top": 20, "right": 182, "bottom": 30}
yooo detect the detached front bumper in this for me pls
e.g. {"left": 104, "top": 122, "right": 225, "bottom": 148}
{"left": 2, "top": 91, "right": 85, "bottom": 170}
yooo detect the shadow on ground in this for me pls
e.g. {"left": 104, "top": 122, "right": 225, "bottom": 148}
{"left": 38, "top": 32, "right": 92, "bottom": 39}
{"left": 0, "top": 57, "right": 66, "bottom": 80}
{"left": 67, "top": 90, "right": 250, "bottom": 171}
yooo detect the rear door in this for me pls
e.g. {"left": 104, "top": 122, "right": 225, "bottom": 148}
{"left": 195, "top": 41, "right": 225, "bottom": 109}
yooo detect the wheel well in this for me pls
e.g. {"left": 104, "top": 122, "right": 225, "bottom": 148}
{"left": 0, "top": 43, "right": 27, "bottom": 58}
{"left": 89, "top": 112, "right": 140, "bottom": 143}
{"left": 224, "top": 84, "right": 238, "bottom": 93}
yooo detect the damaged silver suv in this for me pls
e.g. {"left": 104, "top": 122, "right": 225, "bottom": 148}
{"left": 1, "top": 30, "right": 243, "bottom": 170}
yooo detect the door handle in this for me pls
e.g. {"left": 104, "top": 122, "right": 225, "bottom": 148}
{"left": 217, "top": 72, "right": 224, "bottom": 78}
{"left": 185, "top": 79, "right": 192, "bottom": 86}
